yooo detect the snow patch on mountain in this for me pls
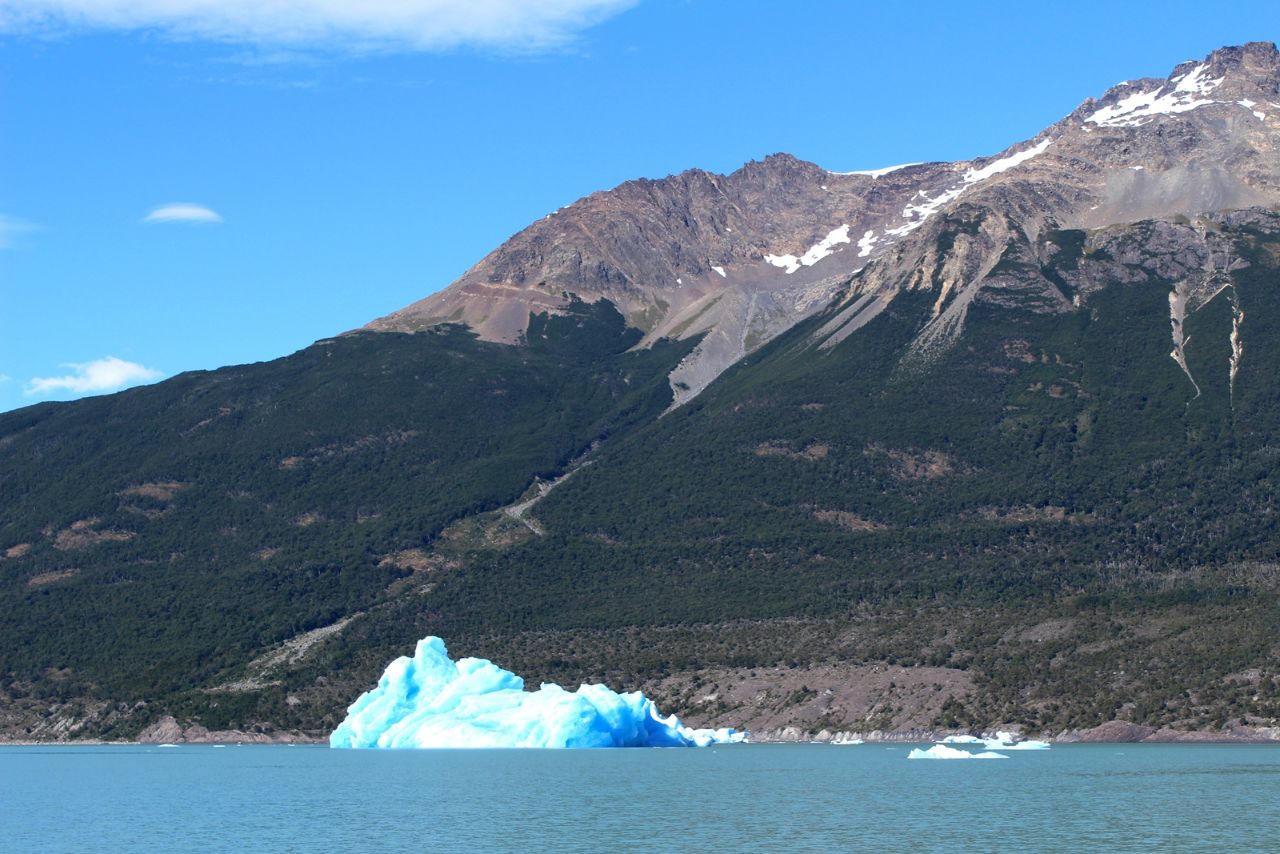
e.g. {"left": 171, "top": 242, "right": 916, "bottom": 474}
{"left": 1238, "top": 99, "right": 1266, "bottom": 121}
{"left": 858, "top": 230, "right": 877, "bottom": 258}
{"left": 832, "top": 162, "right": 922, "bottom": 178}
{"left": 1086, "top": 63, "right": 1224, "bottom": 127}
{"left": 885, "top": 139, "right": 1054, "bottom": 239}
{"left": 765, "top": 224, "right": 851, "bottom": 274}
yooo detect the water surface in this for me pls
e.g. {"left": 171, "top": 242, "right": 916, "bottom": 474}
{"left": 3, "top": 743, "right": 1277, "bottom": 852}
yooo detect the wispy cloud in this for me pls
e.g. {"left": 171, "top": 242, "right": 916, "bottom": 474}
{"left": 26, "top": 356, "right": 163, "bottom": 397}
{"left": 0, "top": 374, "right": 11, "bottom": 384}
{"left": 0, "top": 1, "right": 638, "bottom": 53}
{"left": 143, "top": 203, "right": 223, "bottom": 224}
{"left": 0, "top": 213, "right": 36, "bottom": 249}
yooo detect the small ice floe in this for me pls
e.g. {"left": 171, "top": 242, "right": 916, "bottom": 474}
{"left": 830, "top": 736, "right": 864, "bottom": 745}
{"left": 157, "top": 743, "right": 179, "bottom": 748}
{"left": 942, "top": 731, "right": 1050, "bottom": 751}
{"left": 908, "top": 744, "right": 1008, "bottom": 760}
{"left": 983, "top": 731, "right": 1050, "bottom": 750}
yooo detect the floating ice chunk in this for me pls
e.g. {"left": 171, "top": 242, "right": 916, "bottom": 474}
{"left": 330, "top": 637, "right": 747, "bottom": 749}
{"left": 998, "top": 740, "right": 1051, "bottom": 750}
{"left": 908, "top": 744, "right": 1008, "bottom": 760}
{"left": 980, "top": 730, "right": 1051, "bottom": 750}
{"left": 939, "top": 734, "right": 984, "bottom": 744}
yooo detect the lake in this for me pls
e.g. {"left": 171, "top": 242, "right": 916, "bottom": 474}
{"left": 3, "top": 743, "right": 1278, "bottom": 852}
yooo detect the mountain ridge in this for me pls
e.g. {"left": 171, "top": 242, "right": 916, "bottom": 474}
{"left": 367, "top": 41, "right": 1279, "bottom": 402}
{"left": 3, "top": 42, "right": 1280, "bottom": 742}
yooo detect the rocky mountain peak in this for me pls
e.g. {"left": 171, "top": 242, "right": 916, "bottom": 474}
{"left": 366, "top": 43, "right": 1280, "bottom": 405}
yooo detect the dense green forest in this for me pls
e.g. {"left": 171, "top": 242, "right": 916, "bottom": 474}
{"left": 0, "top": 299, "right": 696, "bottom": 737}
{"left": 2, "top": 216, "right": 1279, "bottom": 739}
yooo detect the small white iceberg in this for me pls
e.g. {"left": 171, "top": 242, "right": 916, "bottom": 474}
{"left": 942, "top": 731, "right": 1051, "bottom": 750}
{"left": 982, "top": 731, "right": 1051, "bottom": 750}
{"left": 908, "top": 744, "right": 1008, "bottom": 760}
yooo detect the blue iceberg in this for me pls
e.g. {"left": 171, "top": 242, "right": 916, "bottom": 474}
{"left": 330, "top": 636, "right": 747, "bottom": 749}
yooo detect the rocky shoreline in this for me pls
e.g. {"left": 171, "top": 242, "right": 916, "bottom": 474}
{"left": 4, "top": 718, "right": 1280, "bottom": 747}
{"left": 751, "top": 720, "right": 1280, "bottom": 745}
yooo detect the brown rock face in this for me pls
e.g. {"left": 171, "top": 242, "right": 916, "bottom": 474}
{"left": 367, "top": 42, "right": 1280, "bottom": 404}
{"left": 137, "top": 715, "right": 316, "bottom": 744}
{"left": 1065, "top": 720, "right": 1158, "bottom": 742}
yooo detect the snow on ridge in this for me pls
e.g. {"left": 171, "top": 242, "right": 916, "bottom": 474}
{"left": 763, "top": 253, "right": 802, "bottom": 274}
{"left": 1238, "top": 99, "right": 1266, "bottom": 121}
{"left": 832, "top": 162, "right": 923, "bottom": 178}
{"left": 765, "top": 224, "right": 851, "bottom": 274}
{"left": 1085, "top": 63, "right": 1224, "bottom": 128}
{"left": 711, "top": 265, "right": 726, "bottom": 278}
{"left": 961, "top": 137, "right": 1054, "bottom": 184}
{"left": 783, "top": 136, "right": 1055, "bottom": 273}
{"left": 883, "top": 139, "right": 1054, "bottom": 239}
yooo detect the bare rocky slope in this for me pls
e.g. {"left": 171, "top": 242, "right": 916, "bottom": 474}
{"left": 368, "top": 42, "right": 1280, "bottom": 403}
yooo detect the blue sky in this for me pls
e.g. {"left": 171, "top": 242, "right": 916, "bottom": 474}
{"left": 2, "top": 0, "right": 1278, "bottom": 411}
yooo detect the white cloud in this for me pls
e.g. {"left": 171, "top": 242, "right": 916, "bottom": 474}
{"left": 0, "top": 1, "right": 638, "bottom": 52}
{"left": 0, "top": 213, "right": 35, "bottom": 249}
{"left": 0, "top": 374, "right": 11, "bottom": 384}
{"left": 142, "top": 203, "right": 223, "bottom": 224}
{"left": 26, "top": 356, "right": 163, "bottom": 397}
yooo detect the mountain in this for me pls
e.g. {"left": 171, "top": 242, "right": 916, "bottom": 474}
{"left": 3, "top": 43, "right": 1280, "bottom": 742}
{"left": 369, "top": 41, "right": 1280, "bottom": 403}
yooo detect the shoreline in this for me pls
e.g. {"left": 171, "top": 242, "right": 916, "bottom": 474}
{"left": 5, "top": 724, "right": 1280, "bottom": 747}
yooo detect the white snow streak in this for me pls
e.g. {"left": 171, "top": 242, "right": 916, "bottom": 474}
{"left": 1238, "top": 100, "right": 1266, "bottom": 121}
{"left": 832, "top": 162, "right": 922, "bottom": 178}
{"left": 765, "top": 224, "right": 851, "bottom": 274}
{"left": 883, "top": 139, "right": 1054, "bottom": 239}
{"left": 1085, "top": 63, "right": 1223, "bottom": 127}
{"left": 857, "top": 229, "right": 876, "bottom": 258}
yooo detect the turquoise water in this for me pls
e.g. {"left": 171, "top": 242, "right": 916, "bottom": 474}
{"left": 3, "top": 743, "right": 1278, "bottom": 852}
